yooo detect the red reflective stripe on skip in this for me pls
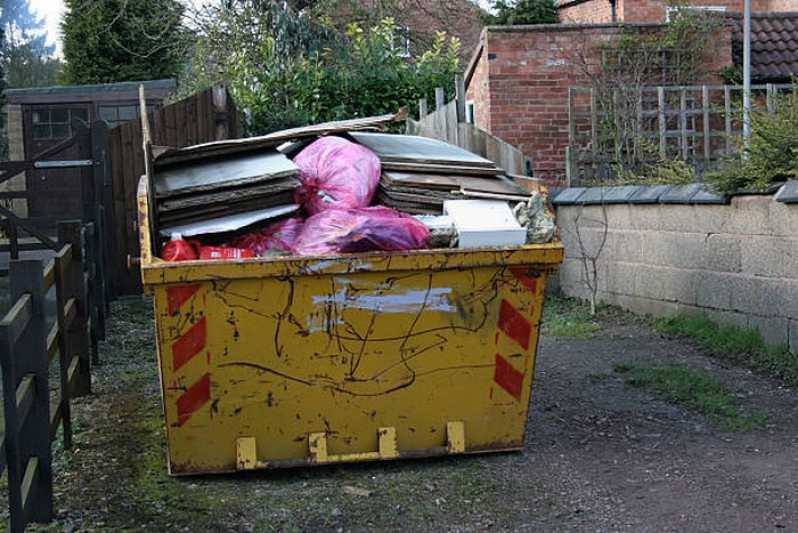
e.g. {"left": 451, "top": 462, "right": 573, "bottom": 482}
{"left": 494, "top": 354, "right": 524, "bottom": 400}
{"left": 497, "top": 299, "right": 531, "bottom": 350}
{"left": 176, "top": 373, "right": 211, "bottom": 426}
{"left": 510, "top": 268, "right": 538, "bottom": 293}
{"left": 172, "top": 317, "right": 207, "bottom": 372}
{"left": 167, "top": 284, "right": 200, "bottom": 315}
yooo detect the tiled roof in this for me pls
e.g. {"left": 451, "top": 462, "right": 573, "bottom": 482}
{"left": 730, "top": 13, "right": 798, "bottom": 82}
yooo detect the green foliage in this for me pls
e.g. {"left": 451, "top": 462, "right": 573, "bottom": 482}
{"left": 655, "top": 314, "right": 798, "bottom": 386}
{"left": 705, "top": 87, "right": 798, "bottom": 193}
{"left": 487, "top": 0, "right": 559, "bottom": 26}
{"left": 1, "top": 0, "right": 60, "bottom": 88}
{"left": 543, "top": 296, "right": 601, "bottom": 339}
{"left": 614, "top": 362, "right": 767, "bottom": 431}
{"left": 182, "top": 3, "right": 460, "bottom": 134}
{"left": 61, "top": 0, "right": 187, "bottom": 84}
{"left": 611, "top": 150, "right": 697, "bottom": 186}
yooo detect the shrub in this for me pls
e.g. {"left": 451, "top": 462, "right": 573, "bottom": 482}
{"left": 705, "top": 87, "right": 798, "bottom": 193}
{"left": 182, "top": 3, "right": 460, "bottom": 135}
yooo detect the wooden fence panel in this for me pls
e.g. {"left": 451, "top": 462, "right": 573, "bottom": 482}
{"left": 406, "top": 86, "right": 527, "bottom": 176}
{"left": 107, "top": 83, "right": 240, "bottom": 294}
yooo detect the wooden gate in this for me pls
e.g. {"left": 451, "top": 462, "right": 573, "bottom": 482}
{"left": 107, "top": 83, "right": 240, "bottom": 294}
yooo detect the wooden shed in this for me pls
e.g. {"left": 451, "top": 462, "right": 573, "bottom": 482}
{"left": 3, "top": 79, "right": 175, "bottom": 223}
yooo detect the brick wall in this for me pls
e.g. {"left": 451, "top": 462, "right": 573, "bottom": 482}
{"left": 559, "top": 0, "right": 776, "bottom": 24}
{"left": 768, "top": 0, "right": 798, "bottom": 10}
{"left": 560, "top": 1, "right": 615, "bottom": 23}
{"left": 557, "top": 195, "right": 798, "bottom": 352}
{"left": 3, "top": 104, "right": 27, "bottom": 217}
{"left": 465, "top": 24, "right": 732, "bottom": 183}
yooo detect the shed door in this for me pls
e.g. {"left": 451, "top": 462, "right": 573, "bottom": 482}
{"left": 23, "top": 104, "right": 92, "bottom": 229}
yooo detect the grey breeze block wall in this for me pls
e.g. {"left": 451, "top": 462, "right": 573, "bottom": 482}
{"left": 556, "top": 190, "right": 798, "bottom": 353}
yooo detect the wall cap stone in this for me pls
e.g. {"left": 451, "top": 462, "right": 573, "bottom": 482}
{"left": 775, "top": 180, "right": 798, "bottom": 204}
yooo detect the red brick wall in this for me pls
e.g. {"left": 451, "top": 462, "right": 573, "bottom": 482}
{"left": 466, "top": 24, "right": 733, "bottom": 184}
{"left": 559, "top": 0, "right": 777, "bottom": 25}
{"left": 768, "top": 0, "right": 798, "bottom": 10}
{"left": 560, "top": 1, "right": 615, "bottom": 23}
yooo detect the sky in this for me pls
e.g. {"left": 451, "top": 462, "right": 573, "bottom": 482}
{"left": 30, "top": 0, "right": 496, "bottom": 57}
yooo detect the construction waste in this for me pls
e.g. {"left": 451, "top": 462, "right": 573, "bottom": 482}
{"left": 152, "top": 112, "right": 556, "bottom": 260}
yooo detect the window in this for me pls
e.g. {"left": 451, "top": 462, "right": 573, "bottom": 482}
{"left": 394, "top": 25, "right": 411, "bottom": 58}
{"left": 99, "top": 104, "right": 151, "bottom": 128}
{"left": 666, "top": 6, "right": 726, "bottom": 22}
{"left": 466, "top": 101, "right": 476, "bottom": 125}
{"left": 31, "top": 107, "right": 88, "bottom": 140}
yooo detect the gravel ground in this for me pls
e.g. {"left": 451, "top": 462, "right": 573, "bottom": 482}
{"left": 10, "top": 297, "right": 798, "bottom": 532}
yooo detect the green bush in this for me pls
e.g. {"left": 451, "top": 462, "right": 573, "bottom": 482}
{"left": 486, "top": 0, "right": 559, "bottom": 26}
{"left": 182, "top": 4, "right": 460, "bottom": 135}
{"left": 706, "top": 87, "right": 798, "bottom": 193}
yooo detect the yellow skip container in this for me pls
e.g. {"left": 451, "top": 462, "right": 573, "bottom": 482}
{"left": 138, "top": 179, "right": 563, "bottom": 475}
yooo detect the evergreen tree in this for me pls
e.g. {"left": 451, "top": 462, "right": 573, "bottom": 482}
{"left": 1, "top": 0, "right": 61, "bottom": 88}
{"left": 487, "top": 0, "right": 559, "bottom": 25}
{"left": 61, "top": 0, "right": 187, "bottom": 84}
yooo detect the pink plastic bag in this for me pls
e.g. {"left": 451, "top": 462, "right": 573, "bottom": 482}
{"left": 230, "top": 217, "right": 304, "bottom": 256}
{"left": 293, "top": 207, "right": 430, "bottom": 256}
{"left": 293, "top": 136, "right": 381, "bottom": 214}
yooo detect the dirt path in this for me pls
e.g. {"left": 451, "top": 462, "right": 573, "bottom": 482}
{"left": 19, "top": 299, "right": 798, "bottom": 532}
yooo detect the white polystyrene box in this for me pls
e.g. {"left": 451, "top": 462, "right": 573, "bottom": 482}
{"left": 443, "top": 200, "right": 527, "bottom": 249}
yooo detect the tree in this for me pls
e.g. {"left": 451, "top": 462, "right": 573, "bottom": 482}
{"left": 60, "top": 0, "right": 187, "bottom": 84}
{"left": 1, "top": 0, "right": 61, "bottom": 88}
{"left": 487, "top": 0, "right": 559, "bottom": 25}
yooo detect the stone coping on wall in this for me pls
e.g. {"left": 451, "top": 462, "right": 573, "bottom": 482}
{"left": 552, "top": 180, "right": 798, "bottom": 206}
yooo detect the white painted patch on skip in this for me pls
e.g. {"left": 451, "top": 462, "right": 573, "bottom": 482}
{"left": 312, "top": 287, "right": 456, "bottom": 313}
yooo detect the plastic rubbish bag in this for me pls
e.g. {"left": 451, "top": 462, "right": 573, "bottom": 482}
{"left": 230, "top": 217, "right": 304, "bottom": 256}
{"left": 293, "top": 136, "right": 381, "bottom": 214}
{"left": 293, "top": 207, "right": 430, "bottom": 256}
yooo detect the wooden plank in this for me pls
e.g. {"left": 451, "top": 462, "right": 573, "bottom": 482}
{"left": 419, "top": 98, "right": 428, "bottom": 118}
{"left": 767, "top": 83, "right": 775, "bottom": 114}
{"left": 702, "top": 85, "right": 711, "bottom": 161}
{"left": 567, "top": 87, "right": 576, "bottom": 146}
{"left": 42, "top": 258, "right": 55, "bottom": 290}
{"left": 724, "top": 85, "right": 732, "bottom": 155}
{"left": 680, "top": 89, "right": 688, "bottom": 160}
{"left": 46, "top": 322, "right": 58, "bottom": 364}
{"left": 455, "top": 74, "right": 466, "bottom": 124}
{"left": 15, "top": 374, "right": 35, "bottom": 432}
{"left": 435, "top": 87, "right": 446, "bottom": 111}
{"left": 67, "top": 355, "right": 79, "bottom": 393}
{"left": 20, "top": 456, "right": 39, "bottom": 516}
{"left": 0, "top": 294, "right": 32, "bottom": 346}
{"left": 658, "top": 86, "right": 666, "bottom": 158}
{"left": 49, "top": 400, "right": 62, "bottom": 441}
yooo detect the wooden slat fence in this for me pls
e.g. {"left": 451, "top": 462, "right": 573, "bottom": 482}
{"left": 566, "top": 83, "right": 792, "bottom": 185}
{"left": 406, "top": 77, "right": 530, "bottom": 176}
{"left": 107, "top": 83, "right": 240, "bottom": 294}
{"left": 0, "top": 220, "right": 94, "bottom": 532}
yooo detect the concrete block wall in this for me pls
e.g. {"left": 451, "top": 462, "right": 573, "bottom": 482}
{"left": 557, "top": 193, "right": 798, "bottom": 352}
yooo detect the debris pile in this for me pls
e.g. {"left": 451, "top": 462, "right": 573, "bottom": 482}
{"left": 151, "top": 112, "right": 556, "bottom": 261}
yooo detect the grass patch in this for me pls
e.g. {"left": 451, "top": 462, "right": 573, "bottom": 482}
{"left": 655, "top": 314, "right": 798, "bottom": 386}
{"left": 614, "top": 362, "right": 767, "bottom": 431}
{"left": 543, "top": 296, "right": 601, "bottom": 339}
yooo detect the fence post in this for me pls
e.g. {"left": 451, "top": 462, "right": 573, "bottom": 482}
{"left": 418, "top": 98, "right": 428, "bottom": 119}
{"left": 590, "top": 88, "right": 598, "bottom": 158}
{"left": 58, "top": 221, "right": 92, "bottom": 396}
{"left": 702, "top": 85, "right": 711, "bottom": 161}
{"left": 680, "top": 89, "right": 688, "bottom": 160}
{"left": 94, "top": 205, "right": 107, "bottom": 339}
{"left": 567, "top": 88, "right": 576, "bottom": 147}
{"left": 455, "top": 74, "right": 466, "bottom": 124}
{"left": 435, "top": 87, "right": 446, "bottom": 111}
{"left": 658, "top": 86, "right": 667, "bottom": 158}
{"left": 7, "top": 220, "right": 19, "bottom": 260}
{"left": 724, "top": 85, "right": 732, "bottom": 155}
{"left": 766, "top": 83, "right": 775, "bottom": 114}
{"left": 82, "top": 222, "right": 100, "bottom": 365}
{"left": 5, "top": 259, "right": 54, "bottom": 529}
{"left": 54, "top": 245, "right": 73, "bottom": 450}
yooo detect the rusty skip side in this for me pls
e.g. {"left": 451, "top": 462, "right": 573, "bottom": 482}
{"left": 138, "top": 177, "right": 565, "bottom": 475}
